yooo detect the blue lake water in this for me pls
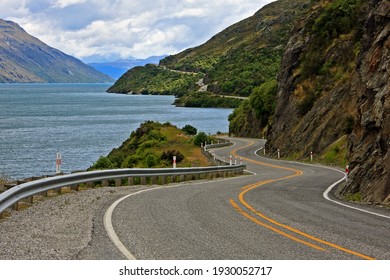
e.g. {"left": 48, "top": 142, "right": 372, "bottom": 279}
{"left": 0, "top": 84, "right": 233, "bottom": 179}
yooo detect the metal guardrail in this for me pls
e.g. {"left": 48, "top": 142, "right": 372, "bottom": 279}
{"left": 0, "top": 165, "right": 245, "bottom": 215}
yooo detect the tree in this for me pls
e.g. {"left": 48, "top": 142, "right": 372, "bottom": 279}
{"left": 182, "top": 124, "right": 197, "bottom": 135}
{"left": 194, "top": 132, "right": 208, "bottom": 146}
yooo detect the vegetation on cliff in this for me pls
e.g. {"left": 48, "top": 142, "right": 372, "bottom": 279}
{"left": 89, "top": 121, "right": 215, "bottom": 170}
{"left": 107, "top": 64, "right": 202, "bottom": 96}
{"left": 266, "top": 0, "right": 389, "bottom": 204}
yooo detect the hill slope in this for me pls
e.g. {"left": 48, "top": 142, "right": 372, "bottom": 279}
{"left": 89, "top": 121, "right": 213, "bottom": 169}
{"left": 265, "top": 0, "right": 389, "bottom": 204}
{"left": 108, "top": 0, "right": 309, "bottom": 107}
{"left": 0, "top": 19, "right": 113, "bottom": 83}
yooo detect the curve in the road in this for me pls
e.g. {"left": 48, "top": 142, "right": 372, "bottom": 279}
{"left": 230, "top": 140, "right": 375, "bottom": 260}
{"left": 103, "top": 138, "right": 388, "bottom": 260}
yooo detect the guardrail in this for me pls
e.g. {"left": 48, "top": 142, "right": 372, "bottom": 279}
{"left": 0, "top": 165, "right": 245, "bottom": 216}
{"left": 201, "top": 141, "right": 233, "bottom": 165}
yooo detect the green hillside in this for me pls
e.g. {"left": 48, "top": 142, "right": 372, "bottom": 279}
{"left": 89, "top": 121, "right": 215, "bottom": 170}
{"left": 108, "top": 0, "right": 309, "bottom": 108}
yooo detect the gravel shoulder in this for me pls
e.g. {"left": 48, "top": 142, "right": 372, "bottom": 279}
{"left": 0, "top": 185, "right": 148, "bottom": 260}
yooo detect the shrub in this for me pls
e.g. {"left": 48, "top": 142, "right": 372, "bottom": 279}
{"left": 193, "top": 132, "right": 208, "bottom": 146}
{"left": 161, "top": 150, "right": 185, "bottom": 163}
{"left": 90, "top": 156, "right": 116, "bottom": 170}
{"left": 121, "top": 155, "right": 141, "bottom": 168}
{"left": 182, "top": 124, "right": 197, "bottom": 135}
{"left": 145, "top": 154, "right": 158, "bottom": 168}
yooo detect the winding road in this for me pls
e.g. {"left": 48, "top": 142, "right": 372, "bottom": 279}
{"left": 98, "top": 138, "right": 390, "bottom": 260}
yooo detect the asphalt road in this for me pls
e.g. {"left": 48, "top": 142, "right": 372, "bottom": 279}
{"left": 102, "top": 138, "right": 390, "bottom": 260}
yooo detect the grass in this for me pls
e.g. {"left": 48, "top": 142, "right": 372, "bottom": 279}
{"left": 319, "top": 135, "right": 348, "bottom": 166}
{"left": 90, "top": 122, "right": 213, "bottom": 170}
{"left": 344, "top": 192, "right": 362, "bottom": 202}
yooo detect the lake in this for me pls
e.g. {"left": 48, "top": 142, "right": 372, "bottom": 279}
{"left": 0, "top": 83, "right": 233, "bottom": 179}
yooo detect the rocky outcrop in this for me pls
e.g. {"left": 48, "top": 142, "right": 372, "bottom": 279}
{"left": 266, "top": 0, "right": 389, "bottom": 204}
{"left": 345, "top": 0, "right": 389, "bottom": 203}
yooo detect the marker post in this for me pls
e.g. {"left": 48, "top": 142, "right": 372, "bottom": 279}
{"left": 56, "top": 153, "right": 62, "bottom": 175}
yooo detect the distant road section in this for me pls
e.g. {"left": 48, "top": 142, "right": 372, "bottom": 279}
{"left": 105, "top": 138, "right": 390, "bottom": 260}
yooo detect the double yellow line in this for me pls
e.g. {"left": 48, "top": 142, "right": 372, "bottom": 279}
{"left": 229, "top": 140, "right": 374, "bottom": 260}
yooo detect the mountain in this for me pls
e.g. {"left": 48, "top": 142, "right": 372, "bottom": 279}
{"left": 0, "top": 19, "right": 113, "bottom": 83}
{"left": 265, "top": 0, "right": 389, "bottom": 205}
{"left": 108, "top": 0, "right": 309, "bottom": 108}
{"left": 88, "top": 56, "right": 166, "bottom": 79}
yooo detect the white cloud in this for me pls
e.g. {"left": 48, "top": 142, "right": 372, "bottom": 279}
{"left": 0, "top": 0, "right": 274, "bottom": 62}
{"left": 51, "top": 0, "right": 88, "bottom": 8}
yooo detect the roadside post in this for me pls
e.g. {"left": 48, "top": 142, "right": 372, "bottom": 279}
{"left": 346, "top": 164, "right": 349, "bottom": 182}
{"left": 173, "top": 156, "right": 177, "bottom": 168}
{"left": 56, "top": 153, "right": 62, "bottom": 174}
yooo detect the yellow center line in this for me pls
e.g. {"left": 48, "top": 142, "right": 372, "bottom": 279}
{"left": 230, "top": 139, "right": 375, "bottom": 260}
{"left": 230, "top": 199, "right": 326, "bottom": 251}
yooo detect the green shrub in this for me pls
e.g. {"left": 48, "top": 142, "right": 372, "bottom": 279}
{"left": 182, "top": 124, "right": 197, "bottom": 135}
{"left": 193, "top": 132, "right": 208, "bottom": 146}
{"left": 144, "top": 154, "right": 158, "bottom": 168}
{"left": 313, "top": 0, "right": 364, "bottom": 40}
{"left": 90, "top": 156, "right": 116, "bottom": 170}
{"left": 249, "top": 80, "right": 277, "bottom": 120}
{"left": 121, "top": 155, "right": 141, "bottom": 168}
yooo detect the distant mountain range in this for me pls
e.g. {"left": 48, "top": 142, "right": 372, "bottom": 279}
{"left": 88, "top": 56, "right": 166, "bottom": 80}
{"left": 0, "top": 19, "right": 113, "bottom": 83}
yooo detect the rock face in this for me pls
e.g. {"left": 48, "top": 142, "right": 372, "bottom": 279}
{"left": 0, "top": 19, "right": 113, "bottom": 83}
{"left": 346, "top": 0, "right": 390, "bottom": 203}
{"left": 266, "top": 0, "right": 389, "bottom": 204}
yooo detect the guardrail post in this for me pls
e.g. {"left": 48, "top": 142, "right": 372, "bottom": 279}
{"left": 128, "top": 177, "right": 134, "bottom": 186}
{"left": 102, "top": 180, "right": 109, "bottom": 187}
{"left": 1, "top": 211, "right": 8, "bottom": 219}
{"left": 140, "top": 177, "right": 147, "bottom": 185}
{"left": 161, "top": 176, "right": 167, "bottom": 185}
{"left": 60, "top": 186, "right": 71, "bottom": 194}
{"left": 151, "top": 176, "right": 157, "bottom": 185}
{"left": 14, "top": 201, "right": 20, "bottom": 211}
{"left": 45, "top": 189, "right": 56, "bottom": 197}
{"left": 114, "top": 178, "right": 121, "bottom": 187}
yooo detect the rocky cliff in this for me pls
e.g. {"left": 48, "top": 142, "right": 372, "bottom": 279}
{"left": 266, "top": 0, "right": 389, "bottom": 204}
{"left": 0, "top": 19, "right": 113, "bottom": 83}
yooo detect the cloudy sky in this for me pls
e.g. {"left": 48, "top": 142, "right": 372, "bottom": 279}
{"left": 0, "top": 0, "right": 274, "bottom": 62}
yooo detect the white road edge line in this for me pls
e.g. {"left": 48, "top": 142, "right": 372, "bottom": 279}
{"left": 323, "top": 177, "right": 390, "bottom": 220}
{"left": 254, "top": 146, "right": 390, "bottom": 220}
{"left": 104, "top": 175, "right": 252, "bottom": 260}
